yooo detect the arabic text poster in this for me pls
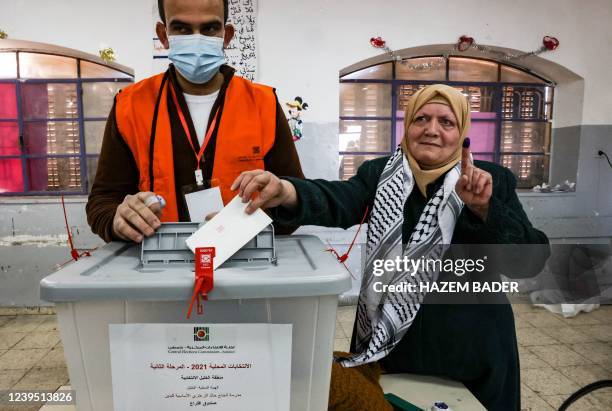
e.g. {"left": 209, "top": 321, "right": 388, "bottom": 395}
{"left": 109, "top": 323, "right": 291, "bottom": 410}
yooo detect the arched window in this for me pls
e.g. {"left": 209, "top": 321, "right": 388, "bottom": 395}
{"left": 0, "top": 40, "right": 134, "bottom": 195}
{"left": 339, "top": 56, "right": 553, "bottom": 188}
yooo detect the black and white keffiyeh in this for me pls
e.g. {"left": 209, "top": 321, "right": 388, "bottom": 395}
{"left": 337, "top": 146, "right": 464, "bottom": 367}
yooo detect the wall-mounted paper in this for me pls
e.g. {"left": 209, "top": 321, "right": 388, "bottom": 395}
{"left": 152, "top": 0, "right": 258, "bottom": 81}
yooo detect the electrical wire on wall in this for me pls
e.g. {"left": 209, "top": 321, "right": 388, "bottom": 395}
{"left": 598, "top": 150, "right": 612, "bottom": 169}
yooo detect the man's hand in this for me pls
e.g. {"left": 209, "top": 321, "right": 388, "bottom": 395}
{"left": 230, "top": 170, "right": 298, "bottom": 214}
{"left": 455, "top": 140, "right": 493, "bottom": 222}
{"left": 112, "top": 192, "right": 162, "bottom": 242}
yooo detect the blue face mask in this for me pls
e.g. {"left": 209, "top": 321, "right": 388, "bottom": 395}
{"left": 168, "top": 34, "right": 226, "bottom": 84}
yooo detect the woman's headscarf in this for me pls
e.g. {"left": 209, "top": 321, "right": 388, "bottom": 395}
{"left": 400, "top": 84, "right": 471, "bottom": 196}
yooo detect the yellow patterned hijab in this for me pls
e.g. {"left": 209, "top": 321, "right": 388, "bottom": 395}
{"left": 400, "top": 84, "right": 471, "bottom": 196}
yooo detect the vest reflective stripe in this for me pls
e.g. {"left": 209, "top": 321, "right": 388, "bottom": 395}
{"left": 115, "top": 73, "right": 276, "bottom": 222}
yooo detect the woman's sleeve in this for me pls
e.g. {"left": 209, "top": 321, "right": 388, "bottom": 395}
{"left": 271, "top": 159, "right": 384, "bottom": 229}
{"left": 460, "top": 167, "right": 548, "bottom": 244}
{"left": 458, "top": 167, "right": 551, "bottom": 277}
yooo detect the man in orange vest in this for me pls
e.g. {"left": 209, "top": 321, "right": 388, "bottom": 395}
{"left": 86, "top": 0, "right": 304, "bottom": 242}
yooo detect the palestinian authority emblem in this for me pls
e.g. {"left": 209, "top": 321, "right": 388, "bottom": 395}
{"left": 194, "top": 326, "right": 209, "bottom": 341}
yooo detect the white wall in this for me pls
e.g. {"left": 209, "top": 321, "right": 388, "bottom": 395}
{"left": 0, "top": 0, "right": 152, "bottom": 84}
{"left": 2, "top": 0, "right": 610, "bottom": 125}
{"left": 257, "top": 0, "right": 612, "bottom": 126}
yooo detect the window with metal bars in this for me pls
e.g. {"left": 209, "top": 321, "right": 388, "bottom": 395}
{"left": 0, "top": 49, "right": 133, "bottom": 195}
{"left": 339, "top": 56, "right": 553, "bottom": 188}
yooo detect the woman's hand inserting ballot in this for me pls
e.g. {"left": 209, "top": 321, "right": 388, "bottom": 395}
{"left": 112, "top": 192, "right": 164, "bottom": 242}
{"left": 231, "top": 170, "right": 298, "bottom": 214}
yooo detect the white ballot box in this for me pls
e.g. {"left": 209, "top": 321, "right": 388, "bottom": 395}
{"left": 40, "top": 235, "right": 351, "bottom": 411}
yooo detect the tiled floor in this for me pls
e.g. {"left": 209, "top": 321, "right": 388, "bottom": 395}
{"left": 0, "top": 304, "right": 611, "bottom": 410}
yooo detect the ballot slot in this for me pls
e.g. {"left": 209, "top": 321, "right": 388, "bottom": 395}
{"left": 141, "top": 222, "right": 276, "bottom": 267}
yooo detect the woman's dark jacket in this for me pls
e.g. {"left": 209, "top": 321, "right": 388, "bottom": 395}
{"left": 273, "top": 157, "right": 550, "bottom": 303}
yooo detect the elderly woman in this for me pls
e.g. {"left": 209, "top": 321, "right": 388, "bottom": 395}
{"left": 232, "top": 84, "right": 549, "bottom": 410}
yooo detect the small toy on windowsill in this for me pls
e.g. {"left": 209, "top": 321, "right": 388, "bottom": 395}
{"left": 532, "top": 180, "right": 575, "bottom": 193}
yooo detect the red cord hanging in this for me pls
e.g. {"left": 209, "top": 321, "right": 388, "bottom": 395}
{"left": 61, "top": 196, "right": 92, "bottom": 262}
{"left": 326, "top": 206, "right": 369, "bottom": 279}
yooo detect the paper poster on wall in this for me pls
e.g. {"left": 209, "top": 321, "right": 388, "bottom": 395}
{"left": 152, "top": 0, "right": 258, "bottom": 81}
{"left": 109, "top": 323, "right": 291, "bottom": 410}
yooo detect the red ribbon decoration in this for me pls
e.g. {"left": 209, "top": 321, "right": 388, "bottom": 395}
{"left": 370, "top": 36, "right": 386, "bottom": 48}
{"left": 457, "top": 35, "right": 474, "bottom": 52}
{"left": 543, "top": 36, "right": 559, "bottom": 51}
{"left": 187, "top": 247, "right": 215, "bottom": 319}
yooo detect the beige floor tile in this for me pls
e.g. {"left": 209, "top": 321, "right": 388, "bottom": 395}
{"left": 570, "top": 342, "right": 612, "bottom": 364}
{"left": 521, "top": 311, "right": 567, "bottom": 328}
{"left": 540, "top": 394, "right": 565, "bottom": 409}
{"left": 0, "top": 316, "right": 16, "bottom": 327}
{"left": 0, "top": 369, "right": 27, "bottom": 389}
{"left": 559, "top": 313, "right": 603, "bottom": 326}
{"left": 593, "top": 391, "right": 612, "bottom": 408}
{"left": 527, "top": 345, "right": 592, "bottom": 367}
{"left": 518, "top": 347, "right": 551, "bottom": 369}
{"left": 0, "top": 307, "right": 55, "bottom": 316}
{"left": 39, "top": 405, "right": 77, "bottom": 411}
{"left": 575, "top": 324, "right": 612, "bottom": 343}
{"left": 13, "top": 331, "right": 60, "bottom": 350}
{"left": 339, "top": 322, "right": 354, "bottom": 339}
{"left": 333, "top": 338, "right": 350, "bottom": 353}
{"left": 520, "top": 394, "right": 555, "bottom": 410}
{"left": 556, "top": 364, "right": 612, "bottom": 386}
{"left": 0, "top": 348, "right": 49, "bottom": 370}
{"left": 516, "top": 327, "right": 559, "bottom": 346}
{"left": 336, "top": 306, "right": 357, "bottom": 323}
{"left": 541, "top": 393, "right": 607, "bottom": 411}
{"left": 586, "top": 304, "right": 612, "bottom": 324}
{"left": 0, "top": 316, "right": 47, "bottom": 333}
{"left": 522, "top": 368, "right": 580, "bottom": 396}
{"left": 511, "top": 303, "right": 539, "bottom": 314}
{"left": 334, "top": 323, "right": 346, "bottom": 339}
{"left": 539, "top": 326, "right": 598, "bottom": 344}
{"left": 11, "top": 367, "right": 69, "bottom": 390}
{"left": 38, "top": 347, "right": 67, "bottom": 370}
{"left": 521, "top": 382, "right": 536, "bottom": 402}
{"left": 0, "top": 404, "right": 41, "bottom": 411}
{"left": 36, "top": 316, "right": 59, "bottom": 332}
{"left": 513, "top": 313, "right": 535, "bottom": 330}
{"left": 0, "top": 332, "right": 26, "bottom": 350}
{"left": 604, "top": 362, "right": 612, "bottom": 373}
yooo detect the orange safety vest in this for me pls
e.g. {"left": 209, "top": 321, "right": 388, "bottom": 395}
{"left": 115, "top": 72, "right": 276, "bottom": 222}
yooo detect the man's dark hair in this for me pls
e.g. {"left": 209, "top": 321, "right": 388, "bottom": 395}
{"left": 158, "top": 0, "right": 229, "bottom": 24}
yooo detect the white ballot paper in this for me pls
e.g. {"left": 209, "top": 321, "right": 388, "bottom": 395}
{"left": 109, "top": 323, "right": 292, "bottom": 411}
{"left": 185, "top": 195, "right": 272, "bottom": 268}
{"left": 185, "top": 187, "right": 224, "bottom": 222}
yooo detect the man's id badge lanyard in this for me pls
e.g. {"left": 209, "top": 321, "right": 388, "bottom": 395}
{"left": 169, "top": 82, "right": 219, "bottom": 187}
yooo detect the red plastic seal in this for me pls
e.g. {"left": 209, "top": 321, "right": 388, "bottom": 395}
{"left": 187, "top": 247, "right": 216, "bottom": 319}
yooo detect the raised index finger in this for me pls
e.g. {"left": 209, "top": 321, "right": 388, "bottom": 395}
{"left": 461, "top": 137, "right": 472, "bottom": 175}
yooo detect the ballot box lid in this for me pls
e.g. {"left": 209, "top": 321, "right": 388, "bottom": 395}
{"left": 40, "top": 235, "right": 352, "bottom": 302}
